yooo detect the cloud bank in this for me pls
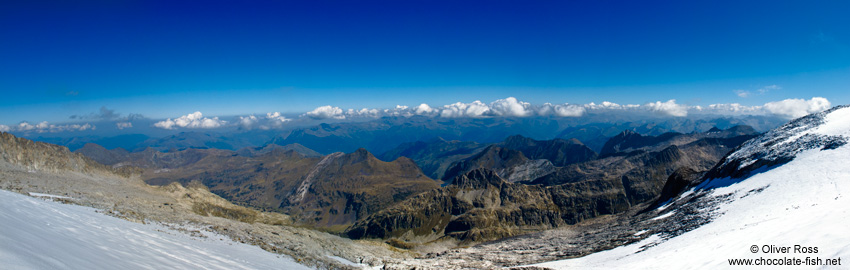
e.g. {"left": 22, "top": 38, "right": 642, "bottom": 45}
{"left": 4, "top": 121, "right": 95, "bottom": 133}
{"left": 305, "top": 106, "right": 345, "bottom": 120}
{"left": 140, "top": 97, "right": 832, "bottom": 131}
{"left": 153, "top": 111, "right": 226, "bottom": 130}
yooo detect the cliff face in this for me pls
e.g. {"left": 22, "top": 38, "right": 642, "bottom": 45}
{"left": 345, "top": 168, "right": 629, "bottom": 243}
{"left": 0, "top": 132, "right": 138, "bottom": 177}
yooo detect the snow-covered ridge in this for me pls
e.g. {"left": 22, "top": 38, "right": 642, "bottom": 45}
{"left": 705, "top": 105, "right": 849, "bottom": 180}
{"left": 531, "top": 105, "right": 850, "bottom": 269}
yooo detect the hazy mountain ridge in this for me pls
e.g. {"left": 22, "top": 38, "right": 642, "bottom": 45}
{"left": 378, "top": 137, "right": 485, "bottom": 180}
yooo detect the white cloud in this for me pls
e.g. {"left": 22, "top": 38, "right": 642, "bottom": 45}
{"left": 644, "top": 99, "right": 688, "bottom": 117}
{"left": 116, "top": 122, "right": 133, "bottom": 130}
{"left": 305, "top": 106, "right": 345, "bottom": 120}
{"left": 11, "top": 121, "right": 95, "bottom": 133}
{"left": 383, "top": 105, "right": 415, "bottom": 117}
{"left": 439, "top": 100, "right": 491, "bottom": 118}
{"left": 538, "top": 103, "right": 586, "bottom": 117}
{"left": 238, "top": 115, "right": 258, "bottom": 130}
{"left": 763, "top": 97, "right": 831, "bottom": 119}
{"left": 153, "top": 111, "right": 226, "bottom": 130}
{"left": 702, "top": 103, "right": 764, "bottom": 115}
{"left": 0, "top": 125, "right": 9, "bottom": 132}
{"left": 489, "top": 97, "right": 533, "bottom": 117}
{"left": 346, "top": 108, "right": 380, "bottom": 118}
{"left": 553, "top": 104, "right": 586, "bottom": 117}
{"left": 414, "top": 103, "right": 435, "bottom": 115}
{"left": 266, "top": 112, "right": 291, "bottom": 123}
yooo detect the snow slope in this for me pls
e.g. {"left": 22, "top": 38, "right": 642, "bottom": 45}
{"left": 0, "top": 189, "right": 310, "bottom": 270}
{"left": 533, "top": 105, "right": 850, "bottom": 269}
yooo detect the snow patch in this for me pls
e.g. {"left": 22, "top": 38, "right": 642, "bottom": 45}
{"left": 651, "top": 211, "right": 675, "bottom": 221}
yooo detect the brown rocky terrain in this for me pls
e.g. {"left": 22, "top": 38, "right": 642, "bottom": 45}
{"left": 347, "top": 126, "right": 759, "bottom": 245}
{"left": 0, "top": 132, "right": 407, "bottom": 269}
{"left": 76, "top": 142, "right": 440, "bottom": 231}
{"left": 346, "top": 168, "right": 630, "bottom": 244}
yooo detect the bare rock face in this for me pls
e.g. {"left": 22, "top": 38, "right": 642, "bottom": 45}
{"left": 0, "top": 132, "right": 138, "bottom": 177}
{"left": 345, "top": 168, "right": 629, "bottom": 244}
{"left": 647, "top": 167, "right": 702, "bottom": 210}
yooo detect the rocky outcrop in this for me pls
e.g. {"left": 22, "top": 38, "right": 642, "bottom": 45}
{"left": 345, "top": 168, "right": 629, "bottom": 243}
{"left": 0, "top": 132, "right": 139, "bottom": 177}
{"left": 647, "top": 167, "right": 702, "bottom": 210}
{"left": 442, "top": 146, "right": 556, "bottom": 183}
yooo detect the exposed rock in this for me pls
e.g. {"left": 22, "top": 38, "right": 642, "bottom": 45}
{"left": 647, "top": 167, "right": 702, "bottom": 210}
{"left": 442, "top": 146, "right": 556, "bottom": 183}
{"left": 0, "top": 132, "right": 139, "bottom": 177}
{"left": 346, "top": 168, "right": 629, "bottom": 244}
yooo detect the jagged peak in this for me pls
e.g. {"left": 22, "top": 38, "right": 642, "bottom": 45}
{"left": 451, "top": 168, "right": 505, "bottom": 189}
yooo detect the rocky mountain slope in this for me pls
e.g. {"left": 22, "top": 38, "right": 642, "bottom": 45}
{"left": 0, "top": 131, "right": 405, "bottom": 269}
{"left": 346, "top": 126, "right": 758, "bottom": 245}
{"left": 77, "top": 142, "right": 440, "bottom": 231}
{"left": 346, "top": 168, "right": 630, "bottom": 244}
{"left": 530, "top": 126, "right": 759, "bottom": 202}
{"left": 533, "top": 104, "right": 850, "bottom": 269}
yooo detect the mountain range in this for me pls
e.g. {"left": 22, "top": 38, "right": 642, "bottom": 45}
{"left": 2, "top": 107, "right": 847, "bottom": 269}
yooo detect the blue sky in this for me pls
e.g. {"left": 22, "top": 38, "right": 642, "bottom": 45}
{"left": 1, "top": 0, "right": 849, "bottom": 127}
